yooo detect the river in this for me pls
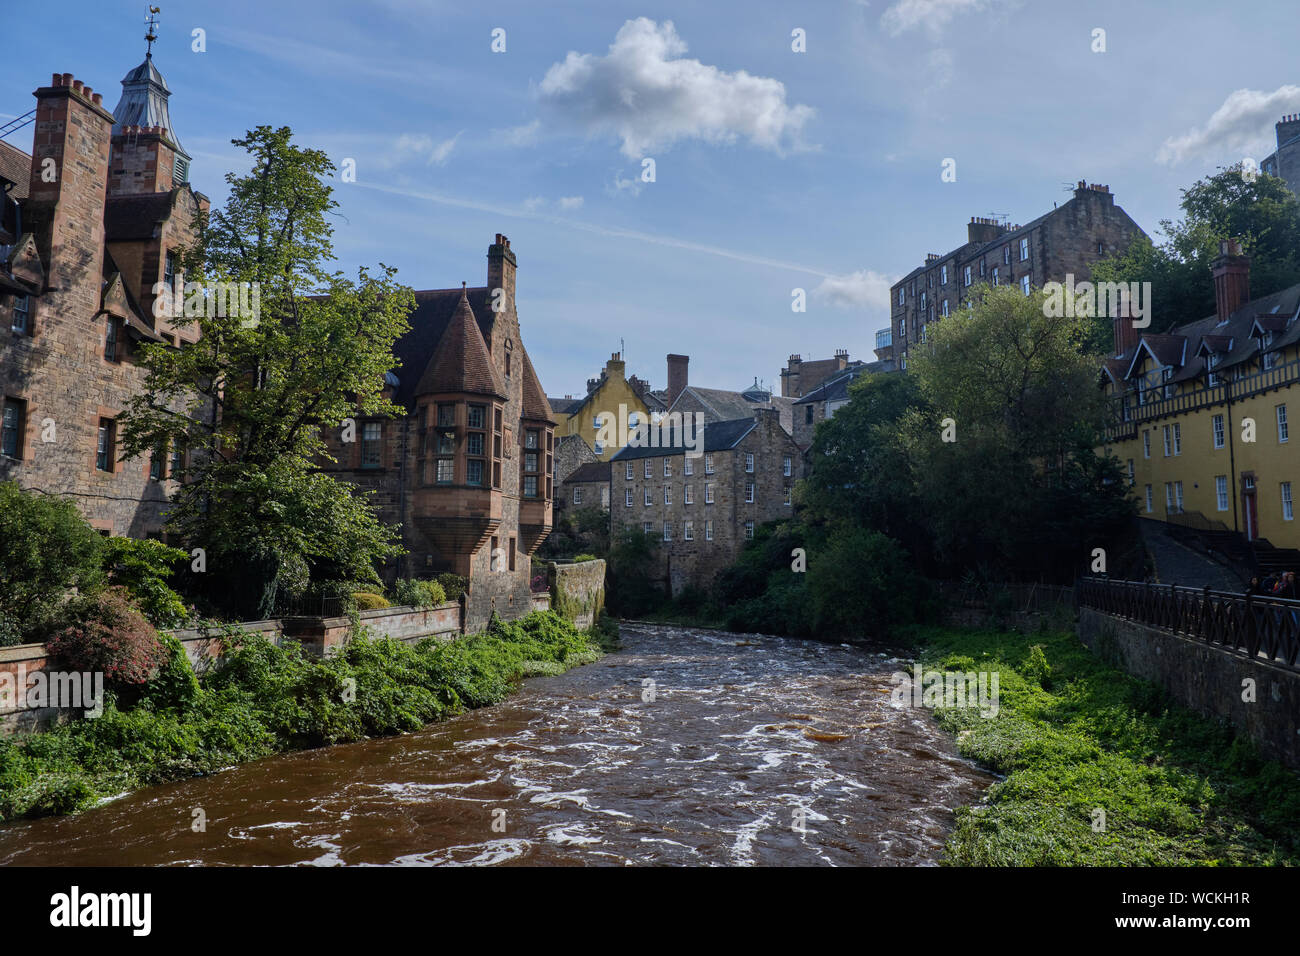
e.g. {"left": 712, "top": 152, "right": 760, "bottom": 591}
{"left": 0, "top": 623, "right": 993, "bottom": 866}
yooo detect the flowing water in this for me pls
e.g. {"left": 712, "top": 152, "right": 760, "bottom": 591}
{"left": 0, "top": 623, "right": 993, "bottom": 866}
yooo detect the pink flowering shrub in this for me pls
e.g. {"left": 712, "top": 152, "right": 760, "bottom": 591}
{"left": 45, "top": 588, "right": 166, "bottom": 685}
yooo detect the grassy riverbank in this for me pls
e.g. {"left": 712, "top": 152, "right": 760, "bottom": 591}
{"left": 0, "top": 611, "right": 613, "bottom": 824}
{"left": 917, "top": 624, "right": 1300, "bottom": 865}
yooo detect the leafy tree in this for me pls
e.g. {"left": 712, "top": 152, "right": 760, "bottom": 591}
{"left": 904, "top": 284, "right": 1132, "bottom": 579}
{"left": 807, "top": 525, "right": 921, "bottom": 638}
{"left": 0, "top": 482, "right": 105, "bottom": 643}
{"left": 800, "top": 371, "right": 926, "bottom": 551}
{"left": 118, "top": 127, "right": 413, "bottom": 618}
{"left": 1090, "top": 166, "right": 1300, "bottom": 346}
{"left": 605, "top": 527, "right": 662, "bottom": 617}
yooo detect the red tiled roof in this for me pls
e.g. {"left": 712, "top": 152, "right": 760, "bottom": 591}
{"left": 414, "top": 288, "right": 505, "bottom": 399}
{"left": 519, "top": 348, "right": 555, "bottom": 424}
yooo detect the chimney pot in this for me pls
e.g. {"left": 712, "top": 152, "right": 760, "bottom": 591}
{"left": 61, "top": 72, "right": 73, "bottom": 86}
{"left": 72, "top": 79, "right": 83, "bottom": 93}
{"left": 92, "top": 92, "right": 102, "bottom": 105}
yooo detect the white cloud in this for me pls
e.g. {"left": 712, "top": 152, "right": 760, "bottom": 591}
{"left": 1157, "top": 85, "right": 1300, "bottom": 165}
{"left": 538, "top": 18, "right": 814, "bottom": 158}
{"left": 521, "top": 195, "right": 585, "bottom": 211}
{"left": 522, "top": 196, "right": 546, "bottom": 211}
{"left": 498, "top": 120, "right": 541, "bottom": 147}
{"left": 557, "top": 196, "right": 584, "bottom": 210}
{"left": 813, "top": 270, "right": 893, "bottom": 311}
{"left": 392, "top": 131, "right": 461, "bottom": 166}
{"left": 926, "top": 48, "right": 955, "bottom": 90}
{"left": 881, "top": 0, "right": 1002, "bottom": 36}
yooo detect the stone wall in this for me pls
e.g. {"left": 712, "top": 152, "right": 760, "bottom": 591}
{"left": 549, "top": 559, "right": 606, "bottom": 629}
{"left": 0, "top": 604, "right": 464, "bottom": 734}
{"left": 1078, "top": 607, "right": 1300, "bottom": 769}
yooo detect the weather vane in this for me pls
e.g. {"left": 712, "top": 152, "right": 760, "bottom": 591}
{"left": 144, "top": 6, "right": 161, "bottom": 58}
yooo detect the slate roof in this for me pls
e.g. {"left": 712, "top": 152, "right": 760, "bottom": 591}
{"left": 1111, "top": 281, "right": 1300, "bottom": 387}
{"left": 412, "top": 288, "right": 505, "bottom": 401}
{"left": 563, "top": 461, "right": 611, "bottom": 484}
{"left": 609, "top": 417, "right": 756, "bottom": 461}
{"left": 547, "top": 396, "right": 582, "bottom": 415}
{"left": 0, "top": 140, "right": 30, "bottom": 199}
{"left": 104, "top": 191, "right": 174, "bottom": 241}
{"left": 792, "top": 362, "right": 874, "bottom": 405}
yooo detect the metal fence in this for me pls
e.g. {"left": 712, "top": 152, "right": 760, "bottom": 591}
{"left": 1077, "top": 576, "right": 1300, "bottom": 670}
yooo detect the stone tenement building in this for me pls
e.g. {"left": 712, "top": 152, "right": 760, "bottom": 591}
{"left": 1101, "top": 240, "right": 1300, "bottom": 554}
{"left": 322, "top": 235, "right": 556, "bottom": 630}
{"left": 779, "top": 349, "right": 854, "bottom": 398}
{"left": 0, "top": 53, "right": 210, "bottom": 536}
{"left": 609, "top": 409, "right": 803, "bottom": 596}
{"left": 885, "top": 181, "right": 1145, "bottom": 367}
{"left": 1261, "top": 114, "right": 1300, "bottom": 196}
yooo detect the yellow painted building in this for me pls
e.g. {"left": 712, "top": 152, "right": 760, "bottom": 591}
{"left": 548, "top": 352, "right": 663, "bottom": 461}
{"left": 1101, "top": 242, "right": 1300, "bottom": 552}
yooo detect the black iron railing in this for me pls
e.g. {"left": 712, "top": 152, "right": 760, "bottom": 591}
{"left": 1077, "top": 576, "right": 1300, "bottom": 670}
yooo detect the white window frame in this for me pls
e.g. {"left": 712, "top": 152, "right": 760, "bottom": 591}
{"left": 664, "top": 485, "right": 672, "bottom": 505}
{"left": 941, "top": 299, "right": 949, "bottom": 317}
{"left": 1020, "top": 276, "right": 1031, "bottom": 296}
{"left": 1143, "top": 430, "right": 1151, "bottom": 459}
{"left": 1278, "top": 404, "right": 1289, "bottom": 443}
{"left": 573, "top": 487, "right": 582, "bottom": 505}
{"left": 744, "top": 520, "right": 755, "bottom": 540}
{"left": 663, "top": 521, "right": 672, "bottom": 542}
{"left": 1283, "top": 482, "right": 1295, "bottom": 521}
{"left": 1175, "top": 481, "right": 1184, "bottom": 512}
{"left": 644, "top": 488, "right": 652, "bottom": 506}
{"left": 745, "top": 482, "right": 755, "bottom": 503}
{"left": 1145, "top": 484, "right": 1153, "bottom": 513}
{"left": 644, "top": 460, "right": 652, "bottom": 479}
{"left": 625, "top": 488, "right": 633, "bottom": 507}
{"left": 941, "top": 265, "right": 948, "bottom": 285}
{"left": 664, "top": 458, "right": 672, "bottom": 477}
{"left": 1019, "top": 237, "right": 1029, "bottom": 261}
{"left": 745, "top": 453, "right": 754, "bottom": 473}
{"left": 1162, "top": 426, "right": 1171, "bottom": 457}
{"left": 705, "top": 520, "right": 713, "bottom": 541}
{"left": 1212, "top": 414, "right": 1225, "bottom": 450}
{"left": 963, "top": 265, "right": 972, "bottom": 287}
{"left": 783, "top": 456, "right": 792, "bottom": 477}
{"left": 684, "top": 484, "right": 693, "bottom": 505}
{"left": 1216, "top": 475, "right": 1229, "bottom": 512}
{"left": 626, "top": 461, "right": 634, "bottom": 480}
{"left": 684, "top": 520, "right": 694, "bottom": 541}
{"left": 1172, "top": 423, "right": 1181, "bottom": 456}
{"left": 705, "top": 483, "right": 714, "bottom": 504}
{"left": 684, "top": 458, "right": 693, "bottom": 476}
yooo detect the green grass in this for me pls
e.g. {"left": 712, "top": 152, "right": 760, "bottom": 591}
{"left": 915, "top": 623, "right": 1300, "bottom": 865}
{"left": 0, "top": 610, "right": 605, "bottom": 824}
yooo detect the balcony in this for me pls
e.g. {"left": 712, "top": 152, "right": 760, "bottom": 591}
{"left": 1105, "top": 356, "right": 1300, "bottom": 441}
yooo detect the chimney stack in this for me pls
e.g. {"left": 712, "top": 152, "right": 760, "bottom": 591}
{"left": 1211, "top": 238, "right": 1250, "bottom": 323}
{"left": 487, "top": 233, "right": 517, "bottom": 315}
{"left": 1111, "top": 290, "right": 1141, "bottom": 358}
{"left": 666, "top": 354, "right": 689, "bottom": 407}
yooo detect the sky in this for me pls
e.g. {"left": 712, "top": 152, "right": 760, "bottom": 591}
{"left": 4, "top": 0, "right": 1299, "bottom": 400}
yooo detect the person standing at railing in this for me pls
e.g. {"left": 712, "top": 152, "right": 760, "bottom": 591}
{"left": 1273, "top": 571, "right": 1298, "bottom": 600}
{"left": 1247, "top": 576, "right": 1265, "bottom": 597}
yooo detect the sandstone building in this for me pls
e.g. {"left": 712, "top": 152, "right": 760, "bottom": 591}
{"left": 322, "top": 235, "right": 556, "bottom": 629}
{"left": 886, "top": 181, "right": 1145, "bottom": 366}
{"left": 0, "top": 54, "right": 209, "bottom": 537}
{"left": 609, "top": 408, "right": 803, "bottom": 595}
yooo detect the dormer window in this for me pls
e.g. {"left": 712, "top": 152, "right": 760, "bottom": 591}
{"left": 1206, "top": 352, "right": 1220, "bottom": 386}
{"left": 1262, "top": 332, "right": 1278, "bottom": 370}
{"left": 164, "top": 250, "right": 177, "bottom": 289}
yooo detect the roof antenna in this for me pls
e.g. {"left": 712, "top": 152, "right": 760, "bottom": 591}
{"left": 144, "top": 6, "right": 161, "bottom": 58}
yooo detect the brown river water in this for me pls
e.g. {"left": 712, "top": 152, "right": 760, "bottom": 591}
{"left": 0, "top": 623, "right": 993, "bottom": 866}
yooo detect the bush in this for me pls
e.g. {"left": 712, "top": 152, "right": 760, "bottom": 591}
{"left": 808, "top": 525, "right": 922, "bottom": 639}
{"left": 45, "top": 588, "right": 165, "bottom": 686}
{"left": 390, "top": 578, "right": 448, "bottom": 608}
{"left": 102, "top": 537, "right": 190, "bottom": 629}
{"left": 436, "top": 574, "right": 467, "bottom": 602}
{"left": 351, "top": 592, "right": 390, "bottom": 610}
{"left": 0, "top": 482, "right": 105, "bottom": 643}
{"left": 571, "top": 554, "right": 598, "bottom": 563}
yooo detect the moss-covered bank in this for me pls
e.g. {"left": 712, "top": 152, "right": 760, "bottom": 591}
{"left": 917, "top": 624, "right": 1300, "bottom": 865}
{"left": 0, "top": 610, "right": 608, "bottom": 824}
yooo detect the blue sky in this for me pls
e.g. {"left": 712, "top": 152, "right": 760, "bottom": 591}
{"left": 5, "top": 0, "right": 1299, "bottom": 399}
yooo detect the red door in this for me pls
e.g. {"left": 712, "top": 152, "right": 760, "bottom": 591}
{"left": 1242, "top": 474, "right": 1259, "bottom": 540}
